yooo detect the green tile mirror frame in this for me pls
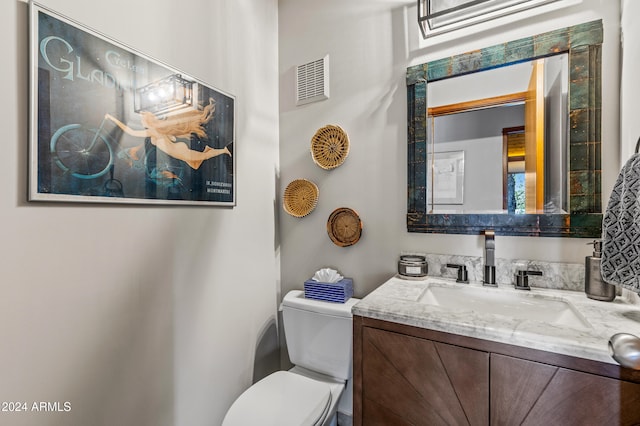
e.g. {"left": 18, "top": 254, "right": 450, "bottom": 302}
{"left": 406, "top": 20, "right": 603, "bottom": 237}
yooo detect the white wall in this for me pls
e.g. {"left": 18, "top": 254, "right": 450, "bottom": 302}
{"left": 1, "top": 1, "right": 279, "bottom": 425}
{"left": 428, "top": 59, "right": 532, "bottom": 106}
{"left": 621, "top": 0, "right": 640, "bottom": 161}
{"left": 278, "top": 0, "right": 620, "bottom": 298}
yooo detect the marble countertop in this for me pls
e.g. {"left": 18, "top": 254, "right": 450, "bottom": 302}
{"left": 352, "top": 275, "right": 640, "bottom": 365}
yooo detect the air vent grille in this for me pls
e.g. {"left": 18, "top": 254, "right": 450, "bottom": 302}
{"left": 296, "top": 55, "right": 329, "bottom": 106}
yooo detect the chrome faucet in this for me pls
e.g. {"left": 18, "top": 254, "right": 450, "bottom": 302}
{"left": 446, "top": 263, "right": 469, "bottom": 283}
{"left": 514, "top": 269, "right": 543, "bottom": 291}
{"left": 483, "top": 230, "right": 497, "bottom": 286}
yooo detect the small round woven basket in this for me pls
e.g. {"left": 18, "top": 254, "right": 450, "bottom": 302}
{"left": 310, "top": 125, "right": 350, "bottom": 170}
{"left": 327, "top": 207, "right": 362, "bottom": 247}
{"left": 283, "top": 179, "right": 319, "bottom": 218}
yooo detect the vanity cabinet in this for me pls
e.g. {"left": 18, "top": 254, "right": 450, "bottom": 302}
{"left": 354, "top": 316, "right": 640, "bottom": 426}
{"left": 490, "top": 353, "right": 640, "bottom": 425}
{"left": 359, "top": 325, "right": 489, "bottom": 425}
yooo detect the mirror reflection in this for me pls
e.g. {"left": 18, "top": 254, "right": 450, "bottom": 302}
{"left": 426, "top": 53, "right": 568, "bottom": 214}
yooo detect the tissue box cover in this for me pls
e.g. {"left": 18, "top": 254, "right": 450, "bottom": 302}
{"left": 304, "top": 278, "right": 353, "bottom": 303}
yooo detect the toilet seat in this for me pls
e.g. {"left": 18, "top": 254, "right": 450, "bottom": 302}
{"left": 222, "top": 371, "right": 332, "bottom": 426}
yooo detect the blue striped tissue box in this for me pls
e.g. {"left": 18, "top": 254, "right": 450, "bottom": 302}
{"left": 303, "top": 278, "right": 353, "bottom": 303}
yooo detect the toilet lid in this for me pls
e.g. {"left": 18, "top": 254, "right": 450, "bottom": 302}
{"left": 223, "top": 371, "right": 331, "bottom": 426}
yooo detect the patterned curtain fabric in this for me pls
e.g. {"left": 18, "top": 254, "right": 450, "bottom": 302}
{"left": 601, "top": 148, "right": 640, "bottom": 292}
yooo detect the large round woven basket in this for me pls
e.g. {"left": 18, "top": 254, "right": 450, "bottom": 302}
{"left": 310, "top": 125, "right": 350, "bottom": 170}
{"left": 283, "top": 179, "right": 319, "bottom": 218}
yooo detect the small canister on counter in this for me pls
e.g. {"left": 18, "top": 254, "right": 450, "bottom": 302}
{"left": 398, "top": 254, "right": 428, "bottom": 278}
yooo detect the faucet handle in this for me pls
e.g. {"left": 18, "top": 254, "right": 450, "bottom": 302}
{"left": 514, "top": 270, "right": 543, "bottom": 290}
{"left": 446, "top": 263, "right": 469, "bottom": 283}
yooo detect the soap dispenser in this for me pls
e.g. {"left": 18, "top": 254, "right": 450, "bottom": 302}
{"left": 585, "top": 240, "right": 615, "bottom": 302}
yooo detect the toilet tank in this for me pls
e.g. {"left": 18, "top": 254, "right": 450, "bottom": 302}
{"left": 281, "top": 290, "right": 360, "bottom": 381}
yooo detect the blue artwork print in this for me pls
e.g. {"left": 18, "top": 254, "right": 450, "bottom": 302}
{"left": 31, "top": 5, "right": 235, "bottom": 205}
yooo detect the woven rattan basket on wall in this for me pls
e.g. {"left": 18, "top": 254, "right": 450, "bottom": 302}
{"left": 310, "top": 125, "right": 350, "bottom": 170}
{"left": 283, "top": 179, "right": 319, "bottom": 218}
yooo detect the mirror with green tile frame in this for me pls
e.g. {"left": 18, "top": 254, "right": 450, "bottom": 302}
{"left": 406, "top": 20, "right": 603, "bottom": 237}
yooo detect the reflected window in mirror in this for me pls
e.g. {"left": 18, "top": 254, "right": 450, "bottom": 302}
{"left": 504, "top": 126, "right": 526, "bottom": 214}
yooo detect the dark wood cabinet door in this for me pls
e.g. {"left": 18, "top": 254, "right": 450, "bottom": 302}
{"left": 361, "top": 327, "right": 489, "bottom": 425}
{"left": 490, "top": 353, "right": 640, "bottom": 426}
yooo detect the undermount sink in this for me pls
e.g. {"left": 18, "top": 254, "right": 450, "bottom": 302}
{"left": 419, "top": 284, "right": 592, "bottom": 329}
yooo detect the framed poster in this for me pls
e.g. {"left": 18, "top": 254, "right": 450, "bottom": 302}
{"left": 29, "top": 2, "right": 236, "bottom": 206}
{"left": 427, "top": 150, "right": 464, "bottom": 205}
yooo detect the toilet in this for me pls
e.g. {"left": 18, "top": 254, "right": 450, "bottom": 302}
{"left": 222, "top": 290, "right": 360, "bottom": 426}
